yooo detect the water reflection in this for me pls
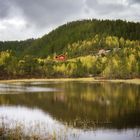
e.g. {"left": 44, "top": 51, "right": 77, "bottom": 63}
{"left": 0, "top": 83, "right": 57, "bottom": 93}
{"left": 0, "top": 106, "right": 140, "bottom": 140}
{"left": 0, "top": 81, "right": 140, "bottom": 139}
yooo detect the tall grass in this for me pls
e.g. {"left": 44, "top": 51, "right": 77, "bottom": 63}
{"left": 0, "top": 116, "right": 79, "bottom": 140}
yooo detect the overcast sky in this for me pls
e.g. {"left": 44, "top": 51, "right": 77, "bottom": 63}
{"left": 0, "top": 0, "right": 140, "bottom": 41}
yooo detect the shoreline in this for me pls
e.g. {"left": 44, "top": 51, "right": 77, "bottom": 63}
{"left": 0, "top": 78, "right": 140, "bottom": 85}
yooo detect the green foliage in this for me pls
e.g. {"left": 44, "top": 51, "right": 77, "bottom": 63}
{"left": 0, "top": 39, "right": 34, "bottom": 57}
{"left": 26, "top": 19, "right": 140, "bottom": 57}
{"left": 1, "top": 19, "right": 139, "bottom": 58}
{"left": 28, "top": 19, "right": 140, "bottom": 57}
{"left": 0, "top": 19, "right": 140, "bottom": 79}
{"left": 0, "top": 51, "right": 12, "bottom": 78}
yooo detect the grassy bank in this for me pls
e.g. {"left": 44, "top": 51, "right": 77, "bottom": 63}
{"left": 0, "top": 124, "right": 56, "bottom": 140}
{"left": 0, "top": 78, "right": 140, "bottom": 85}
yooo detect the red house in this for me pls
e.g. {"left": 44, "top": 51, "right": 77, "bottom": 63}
{"left": 55, "top": 54, "right": 67, "bottom": 61}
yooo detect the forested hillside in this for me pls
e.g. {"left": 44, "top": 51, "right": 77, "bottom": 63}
{"left": 0, "top": 39, "right": 34, "bottom": 57}
{"left": 0, "top": 19, "right": 140, "bottom": 79}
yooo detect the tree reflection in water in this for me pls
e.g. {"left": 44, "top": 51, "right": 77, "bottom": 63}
{"left": 0, "top": 81, "right": 140, "bottom": 131}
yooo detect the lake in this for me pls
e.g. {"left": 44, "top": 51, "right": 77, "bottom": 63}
{"left": 0, "top": 81, "right": 140, "bottom": 140}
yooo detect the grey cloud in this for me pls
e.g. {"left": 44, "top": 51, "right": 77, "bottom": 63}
{"left": 128, "top": 0, "right": 140, "bottom": 4}
{"left": 0, "top": 0, "right": 11, "bottom": 19}
{"left": 85, "top": 0, "right": 126, "bottom": 15}
{"left": 0, "top": 0, "right": 139, "bottom": 26}
{"left": 0, "top": 0, "right": 140, "bottom": 41}
{"left": 1, "top": 0, "right": 84, "bottom": 27}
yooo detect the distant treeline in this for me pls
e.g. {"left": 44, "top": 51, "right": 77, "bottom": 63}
{"left": 0, "top": 19, "right": 140, "bottom": 79}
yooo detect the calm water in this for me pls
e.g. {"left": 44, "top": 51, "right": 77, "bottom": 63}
{"left": 0, "top": 81, "right": 140, "bottom": 140}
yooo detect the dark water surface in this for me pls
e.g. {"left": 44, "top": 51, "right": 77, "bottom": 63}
{"left": 0, "top": 81, "right": 140, "bottom": 139}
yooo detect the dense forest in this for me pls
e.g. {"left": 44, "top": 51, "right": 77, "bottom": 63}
{"left": 0, "top": 19, "right": 140, "bottom": 79}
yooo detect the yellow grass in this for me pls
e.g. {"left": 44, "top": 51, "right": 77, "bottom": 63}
{"left": 0, "top": 78, "right": 140, "bottom": 84}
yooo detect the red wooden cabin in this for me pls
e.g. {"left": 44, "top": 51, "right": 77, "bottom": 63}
{"left": 55, "top": 54, "right": 67, "bottom": 61}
